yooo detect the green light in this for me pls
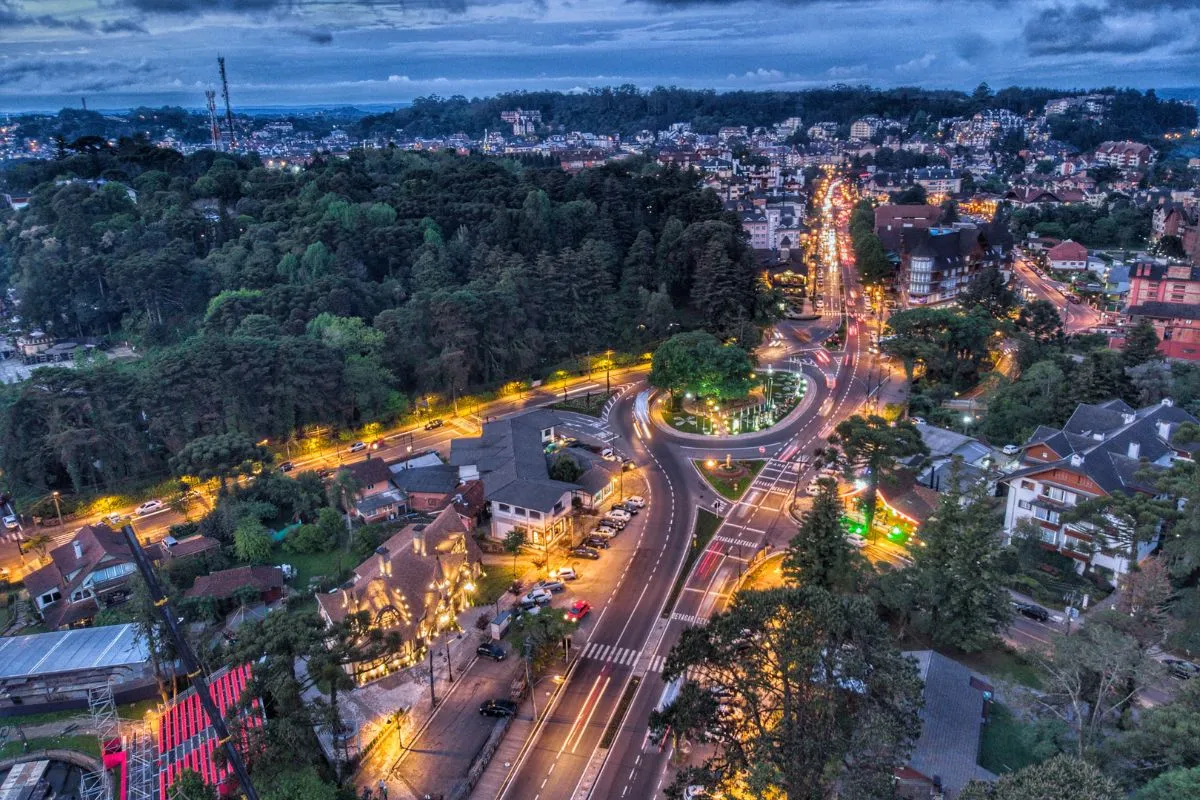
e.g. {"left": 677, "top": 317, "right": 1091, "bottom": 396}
{"left": 890, "top": 526, "right": 901, "bottom": 535}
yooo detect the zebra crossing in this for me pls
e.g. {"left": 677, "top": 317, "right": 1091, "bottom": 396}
{"left": 671, "top": 611, "right": 704, "bottom": 626}
{"left": 0, "top": 531, "right": 24, "bottom": 544}
{"left": 713, "top": 534, "right": 757, "bottom": 549}
{"left": 580, "top": 641, "right": 666, "bottom": 673}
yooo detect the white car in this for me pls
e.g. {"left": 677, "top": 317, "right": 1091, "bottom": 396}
{"left": 600, "top": 448, "right": 619, "bottom": 462}
{"left": 551, "top": 566, "right": 578, "bottom": 581}
{"left": 845, "top": 533, "right": 868, "bottom": 549}
{"left": 520, "top": 587, "right": 553, "bottom": 608}
{"left": 2, "top": 515, "right": 19, "bottom": 530}
{"left": 348, "top": 441, "right": 367, "bottom": 453}
{"left": 1002, "top": 444, "right": 1020, "bottom": 456}
{"left": 606, "top": 508, "right": 632, "bottom": 522}
{"left": 805, "top": 482, "right": 824, "bottom": 496}
{"left": 135, "top": 500, "right": 164, "bottom": 516}
{"left": 624, "top": 495, "right": 646, "bottom": 509}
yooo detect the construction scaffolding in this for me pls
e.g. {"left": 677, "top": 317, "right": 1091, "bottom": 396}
{"left": 80, "top": 684, "right": 117, "bottom": 800}
{"left": 126, "top": 723, "right": 157, "bottom": 800}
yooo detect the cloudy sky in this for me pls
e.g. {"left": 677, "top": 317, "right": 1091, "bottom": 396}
{"left": 1, "top": 0, "right": 1198, "bottom": 111}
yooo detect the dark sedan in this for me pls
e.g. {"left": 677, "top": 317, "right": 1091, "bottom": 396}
{"left": 479, "top": 699, "right": 518, "bottom": 717}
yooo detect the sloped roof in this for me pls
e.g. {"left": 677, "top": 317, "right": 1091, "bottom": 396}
{"left": 24, "top": 524, "right": 136, "bottom": 600}
{"left": 390, "top": 464, "right": 460, "bottom": 495}
{"left": 340, "top": 457, "right": 392, "bottom": 487}
{"left": 186, "top": 566, "right": 284, "bottom": 601}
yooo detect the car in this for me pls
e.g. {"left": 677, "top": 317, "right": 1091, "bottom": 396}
{"left": 1163, "top": 658, "right": 1200, "bottom": 680}
{"left": 370, "top": 439, "right": 386, "bottom": 451}
{"left": 615, "top": 502, "right": 640, "bottom": 515}
{"left": 584, "top": 536, "right": 611, "bottom": 550}
{"left": 601, "top": 516, "right": 627, "bottom": 530}
{"left": 1067, "top": 295, "right": 1082, "bottom": 304}
{"left": 479, "top": 699, "right": 518, "bottom": 717}
{"left": 348, "top": 441, "right": 367, "bottom": 453}
{"left": 550, "top": 566, "right": 578, "bottom": 581}
{"left": 606, "top": 508, "right": 632, "bottom": 522}
{"left": 1012, "top": 601, "right": 1051, "bottom": 622}
{"left": 424, "top": 418, "right": 444, "bottom": 431}
{"left": 101, "top": 513, "right": 125, "bottom": 527}
{"left": 278, "top": 461, "right": 295, "bottom": 473}
{"left": 844, "top": 533, "right": 867, "bottom": 549}
{"left": 476, "top": 642, "right": 506, "bottom": 662}
{"left": 805, "top": 482, "right": 824, "bottom": 496}
{"left": 536, "top": 579, "right": 566, "bottom": 594}
{"left": 520, "top": 587, "right": 553, "bottom": 608}
{"left": 591, "top": 527, "right": 618, "bottom": 539}
{"left": 2, "top": 515, "right": 19, "bottom": 530}
{"left": 622, "top": 460, "right": 637, "bottom": 472}
{"left": 565, "top": 600, "right": 592, "bottom": 623}
{"left": 1001, "top": 444, "right": 1020, "bottom": 456}
{"left": 624, "top": 496, "right": 646, "bottom": 509}
{"left": 909, "top": 417, "right": 926, "bottom": 425}
{"left": 570, "top": 546, "right": 601, "bottom": 560}
{"left": 559, "top": 437, "right": 578, "bottom": 447}
{"left": 600, "top": 448, "right": 619, "bottom": 461}
{"left": 135, "top": 500, "right": 164, "bottom": 516}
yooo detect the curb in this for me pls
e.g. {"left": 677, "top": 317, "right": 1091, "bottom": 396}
{"left": 645, "top": 369, "right": 819, "bottom": 444}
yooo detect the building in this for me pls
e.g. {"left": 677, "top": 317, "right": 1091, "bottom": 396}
{"left": 184, "top": 566, "right": 285, "bottom": 605}
{"left": 850, "top": 117, "right": 886, "bottom": 141}
{"left": 24, "top": 525, "right": 142, "bottom": 629}
{"left": 339, "top": 458, "right": 405, "bottom": 523}
{"left": 1153, "top": 205, "right": 1200, "bottom": 264}
{"left": 156, "top": 664, "right": 264, "bottom": 799}
{"left": 807, "top": 122, "right": 838, "bottom": 141}
{"left": 315, "top": 506, "right": 483, "bottom": 682}
{"left": 899, "top": 222, "right": 1010, "bottom": 305}
{"left": 1128, "top": 262, "right": 1200, "bottom": 306}
{"left": 0, "top": 624, "right": 154, "bottom": 710}
{"left": 1001, "top": 399, "right": 1200, "bottom": 577}
{"left": 1047, "top": 239, "right": 1089, "bottom": 271}
{"left": 450, "top": 410, "right": 617, "bottom": 547}
{"left": 1122, "top": 302, "right": 1200, "bottom": 361}
{"left": 896, "top": 651, "right": 995, "bottom": 799}
{"left": 1093, "top": 140, "right": 1155, "bottom": 170}
{"left": 874, "top": 204, "right": 946, "bottom": 251}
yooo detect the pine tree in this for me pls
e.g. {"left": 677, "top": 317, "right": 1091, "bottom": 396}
{"left": 784, "top": 479, "right": 864, "bottom": 592}
{"left": 1122, "top": 320, "right": 1162, "bottom": 368}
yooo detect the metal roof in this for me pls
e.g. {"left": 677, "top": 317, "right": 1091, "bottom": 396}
{"left": 0, "top": 623, "right": 148, "bottom": 679}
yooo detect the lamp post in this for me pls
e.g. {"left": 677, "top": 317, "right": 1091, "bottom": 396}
{"left": 51, "top": 491, "right": 63, "bottom": 528}
{"left": 766, "top": 364, "right": 774, "bottom": 414}
{"left": 605, "top": 350, "right": 613, "bottom": 395}
{"left": 444, "top": 640, "right": 454, "bottom": 683}
{"left": 427, "top": 639, "right": 437, "bottom": 706}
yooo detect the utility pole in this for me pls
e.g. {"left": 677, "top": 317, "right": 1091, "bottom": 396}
{"left": 444, "top": 641, "right": 454, "bottom": 683}
{"left": 218, "top": 56, "right": 235, "bottom": 149}
{"left": 427, "top": 642, "right": 437, "bottom": 706}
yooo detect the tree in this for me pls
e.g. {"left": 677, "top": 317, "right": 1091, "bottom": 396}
{"left": 548, "top": 453, "right": 583, "bottom": 483}
{"left": 959, "top": 755, "right": 1120, "bottom": 800}
{"left": 1036, "top": 614, "right": 1159, "bottom": 756}
{"left": 504, "top": 527, "right": 526, "bottom": 575}
{"left": 783, "top": 478, "right": 864, "bottom": 592}
{"left": 170, "top": 432, "right": 268, "bottom": 490}
{"left": 327, "top": 468, "right": 362, "bottom": 551}
{"left": 906, "top": 472, "right": 1012, "bottom": 651}
{"left": 649, "top": 331, "right": 755, "bottom": 404}
{"left": 1063, "top": 490, "right": 1175, "bottom": 575}
{"left": 1122, "top": 320, "right": 1162, "bottom": 368}
{"left": 26, "top": 531, "right": 53, "bottom": 561}
{"left": 514, "top": 608, "right": 573, "bottom": 673}
{"left": 170, "top": 769, "right": 216, "bottom": 800}
{"left": 259, "top": 768, "right": 337, "bottom": 800}
{"left": 1111, "top": 679, "right": 1200, "bottom": 781}
{"left": 826, "top": 414, "right": 927, "bottom": 535}
{"left": 233, "top": 517, "right": 272, "bottom": 565}
{"left": 655, "top": 586, "right": 922, "bottom": 800}
{"left": 959, "top": 265, "right": 1018, "bottom": 321}
{"left": 1134, "top": 767, "right": 1200, "bottom": 800}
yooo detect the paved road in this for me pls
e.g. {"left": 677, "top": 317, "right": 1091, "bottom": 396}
{"left": 1012, "top": 257, "right": 1103, "bottom": 334}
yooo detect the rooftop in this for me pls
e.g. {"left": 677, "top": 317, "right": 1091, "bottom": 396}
{"left": 0, "top": 624, "right": 148, "bottom": 680}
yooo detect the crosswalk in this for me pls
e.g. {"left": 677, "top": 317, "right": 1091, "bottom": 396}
{"left": 713, "top": 534, "right": 757, "bottom": 549}
{"left": 671, "top": 612, "right": 703, "bottom": 626}
{"left": 0, "top": 531, "right": 24, "bottom": 544}
{"left": 580, "top": 641, "right": 666, "bottom": 673}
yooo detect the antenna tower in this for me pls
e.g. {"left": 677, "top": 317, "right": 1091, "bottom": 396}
{"left": 218, "top": 56, "right": 236, "bottom": 148}
{"left": 205, "top": 90, "right": 221, "bottom": 150}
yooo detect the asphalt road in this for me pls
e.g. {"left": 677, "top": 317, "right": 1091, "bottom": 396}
{"left": 1012, "top": 257, "right": 1103, "bottom": 334}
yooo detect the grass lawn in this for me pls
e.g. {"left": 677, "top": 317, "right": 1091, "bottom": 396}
{"left": 978, "top": 702, "right": 1058, "bottom": 774}
{"left": 268, "top": 547, "right": 348, "bottom": 594}
{"left": 550, "top": 390, "right": 614, "bottom": 418}
{"left": 477, "top": 561, "right": 520, "bottom": 606}
{"left": 0, "top": 734, "right": 102, "bottom": 760}
{"left": 662, "top": 510, "right": 722, "bottom": 618}
{"left": 695, "top": 459, "right": 766, "bottom": 501}
{"left": 664, "top": 413, "right": 705, "bottom": 435}
{"left": 0, "top": 699, "right": 159, "bottom": 729}
{"left": 955, "top": 646, "right": 1045, "bottom": 690}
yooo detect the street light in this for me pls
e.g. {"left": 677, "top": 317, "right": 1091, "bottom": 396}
{"left": 604, "top": 349, "right": 613, "bottom": 395}
{"left": 51, "top": 491, "right": 63, "bottom": 528}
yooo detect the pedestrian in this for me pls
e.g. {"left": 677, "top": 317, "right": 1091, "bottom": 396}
{"left": 378, "top": 780, "right": 388, "bottom": 800}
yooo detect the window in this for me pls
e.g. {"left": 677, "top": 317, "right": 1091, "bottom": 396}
{"left": 1018, "top": 500, "right": 1033, "bottom": 510}
{"left": 1033, "top": 506, "right": 1060, "bottom": 525}
{"left": 529, "top": 510, "right": 542, "bottom": 520}
{"left": 553, "top": 501, "right": 564, "bottom": 514}
{"left": 39, "top": 590, "right": 62, "bottom": 607}
{"left": 1021, "top": 480, "right": 1035, "bottom": 490}
{"left": 1042, "top": 486, "right": 1077, "bottom": 505}
{"left": 1039, "top": 529, "right": 1058, "bottom": 545}
{"left": 514, "top": 507, "right": 527, "bottom": 517}
{"left": 497, "top": 503, "right": 511, "bottom": 513}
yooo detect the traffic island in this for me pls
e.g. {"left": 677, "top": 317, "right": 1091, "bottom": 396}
{"left": 693, "top": 458, "right": 766, "bottom": 501}
{"left": 661, "top": 509, "right": 722, "bottom": 619}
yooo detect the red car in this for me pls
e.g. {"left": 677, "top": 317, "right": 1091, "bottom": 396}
{"left": 565, "top": 600, "right": 591, "bottom": 623}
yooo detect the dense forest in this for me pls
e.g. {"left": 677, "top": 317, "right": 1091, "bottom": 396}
{"left": 0, "top": 144, "right": 764, "bottom": 495}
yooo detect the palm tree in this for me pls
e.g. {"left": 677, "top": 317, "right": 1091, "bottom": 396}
{"left": 26, "top": 532, "right": 53, "bottom": 563}
{"left": 327, "top": 468, "right": 362, "bottom": 551}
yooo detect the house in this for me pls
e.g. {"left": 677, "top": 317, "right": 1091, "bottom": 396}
{"left": 908, "top": 423, "right": 1001, "bottom": 496}
{"left": 450, "top": 409, "right": 617, "bottom": 547}
{"left": 898, "top": 221, "right": 1010, "bottom": 306}
{"left": 315, "top": 506, "right": 483, "bottom": 683}
{"left": 184, "top": 566, "right": 285, "bottom": 605}
{"left": 1047, "top": 239, "right": 1089, "bottom": 271}
{"left": 1093, "top": 140, "right": 1155, "bottom": 170}
{"left": 896, "top": 651, "right": 995, "bottom": 799}
{"left": 339, "top": 457, "right": 404, "bottom": 522}
{"left": 1122, "top": 302, "right": 1200, "bottom": 361}
{"left": 1000, "top": 398, "right": 1200, "bottom": 577}
{"left": 24, "top": 525, "right": 143, "bottom": 629}
{"left": 151, "top": 534, "right": 220, "bottom": 563}
{"left": 1127, "top": 262, "right": 1200, "bottom": 307}
{"left": 1152, "top": 205, "right": 1200, "bottom": 263}
{"left": 874, "top": 204, "right": 945, "bottom": 252}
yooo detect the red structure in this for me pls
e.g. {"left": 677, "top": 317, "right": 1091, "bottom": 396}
{"left": 157, "top": 664, "right": 264, "bottom": 798}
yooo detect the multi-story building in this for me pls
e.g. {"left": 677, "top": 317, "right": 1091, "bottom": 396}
{"left": 1093, "top": 140, "right": 1156, "bottom": 170}
{"left": 898, "top": 221, "right": 1011, "bottom": 305}
{"left": 1001, "top": 399, "right": 1199, "bottom": 578}
{"left": 1122, "top": 262, "right": 1200, "bottom": 361}
{"left": 850, "top": 116, "right": 887, "bottom": 141}
{"left": 1153, "top": 204, "right": 1200, "bottom": 263}
{"left": 807, "top": 122, "right": 838, "bottom": 141}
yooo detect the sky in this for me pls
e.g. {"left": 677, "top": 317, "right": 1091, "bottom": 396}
{"left": 1, "top": 0, "right": 1199, "bottom": 112}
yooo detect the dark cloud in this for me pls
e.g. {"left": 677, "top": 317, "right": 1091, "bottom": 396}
{"left": 1023, "top": 3, "right": 1178, "bottom": 55}
{"left": 293, "top": 27, "right": 333, "bottom": 43}
{"left": 0, "top": 58, "right": 154, "bottom": 90}
{"left": 954, "top": 32, "right": 992, "bottom": 61}
{"left": 101, "top": 18, "right": 150, "bottom": 34}
{"left": 0, "top": 1, "right": 95, "bottom": 32}
{"left": 124, "top": 0, "right": 292, "bottom": 13}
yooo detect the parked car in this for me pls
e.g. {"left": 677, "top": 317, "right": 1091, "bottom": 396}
{"left": 613, "top": 502, "right": 639, "bottom": 515}
{"left": 476, "top": 642, "right": 506, "bottom": 662}
{"left": 565, "top": 600, "right": 592, "bottom": 623}
{"left": 348, "top": 441, "right": 368, "bottom": 453}
{"left": 536, "top": 579, "right": 566, "bottom": 594}
{"left": 624, "top": 496, "right": 646, "bottom": 509}
{"left": 1012, "top": 601, "right": 1051, "bottom": 622}
{"left": 479, "top": 699, "right": 518, "bottom": 717}
{"left": 101, "top": 513, "right": 125, "bottom": 527}
{"left": 606, "top": 508, "right": 632, "bottom": 522}
{"left": 1164, "top": 658, "right": 1200, "bottom": 680}
{"left": 805, "top": 482, "right": 823, "bottom": 497}
{"left": 1001, "top": 444, "right": 1020, "bottom": 456}
{"left": 550, "top": 566, "right": 577, "bottom": 581}
{"left": 278, "top": 461, "right": 295, "bottom": 473}
{"left": 909, "top": 417, "right": 926, "bottom": 425}
{"left": 520, "top": 587, "right": 553, "bottom": 608}
{"left": 135, "top": 500, "right": 164, "bottom": 516}
{"left": 424, "top": 419, "right": 444, "bottom": 431}
{"left": 844, "top": 533, "right": 867, "bottom": 549}
{"left": 570, "top": 546, "right": 601, "bottom": 560}
{"left": 591, "top": 527, "right": 618, "bottom": 539}
{"left": 600, "top": 516, "right": 627, "bottom": 530}
{"left": 584, "top": 536, "right": 611, "bottom": 550}
{"left": 600, "top": 448, "right": 618, "bottom": 462}
{"left": 2, "top": 515, "right": 19, "bottom": 530}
